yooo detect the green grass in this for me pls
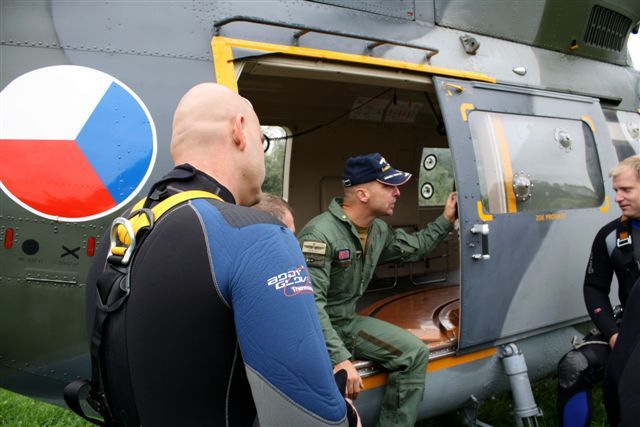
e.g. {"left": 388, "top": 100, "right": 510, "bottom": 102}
{"left": 0, "top": 388, "right": 90, "bottom": 427}
{"left": 420, "top": 375, "right": 608, "bottom": 426}
{"left": 2, "top": 377, "right": 607, "bottom": 426}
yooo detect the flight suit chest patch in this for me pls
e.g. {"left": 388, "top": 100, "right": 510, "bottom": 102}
{"left": 302, "top": 241, "right": 327, "bottom": 267}
{"left": 332, "top": 248, "right": 352, "bottom": 267}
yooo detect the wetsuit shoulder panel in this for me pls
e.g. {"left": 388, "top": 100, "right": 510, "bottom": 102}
{"left": 191, "top": 199, "right": 348, "bottom": 425}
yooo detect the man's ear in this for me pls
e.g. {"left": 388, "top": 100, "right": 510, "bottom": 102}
{"left": 356, "top": 187, "right": 369, "bottom": 203}
{"left": 231, "top": 114, "right": 246, "bottom": 150}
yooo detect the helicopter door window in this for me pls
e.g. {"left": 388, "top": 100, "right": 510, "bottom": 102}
{"left": 418, "top": 148, "right": 454, "bottom": 207}
{"left": 604, "top": 109, "right": 640, "bottom": 161}
{"left": 260, "top": 126, "right": 291, "bottom": 199}
{"left": 468, "top": 112, "right": 605, "bottom": 214}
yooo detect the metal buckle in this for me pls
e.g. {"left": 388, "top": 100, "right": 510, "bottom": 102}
{"left": 570, "top": 336, "right": 580, "bottom": 349}
{"left": 129, "top": 207, "right": 155, "bottom": 229}
{"left": 617, "top": 236, "right": 632, "bottom": 247}
{"left": 109, "top": 218, "right": 136, "bottom": 265}
{"left": 108, "top": 208, "right": 155, "bottom": 266}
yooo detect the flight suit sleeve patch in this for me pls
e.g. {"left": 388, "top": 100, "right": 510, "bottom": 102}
{"left": 302, "top": 241, "right": 327, "bottom": 267}
{"left": 332, "top": 248, "right": 352, "bottom": 267}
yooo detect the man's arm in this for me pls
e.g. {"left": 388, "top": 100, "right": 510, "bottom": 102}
{"left": 202, "top": 207, "right": 352, "bottom": 426}
{"left": 583, "top": 225, "right": 617, "bottom": 345}
{"left": 299, "top": 231, "right": 364, "bottom": 398}
{"left": 298, "top": 231, "right": 352, "bottom": 365}
{"left": 379, "top": 192, "right": 455, "bottom": 264}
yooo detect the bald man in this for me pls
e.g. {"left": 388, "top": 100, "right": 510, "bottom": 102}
{"left": 84, "top": 84, "right": 356, "bottom": 426}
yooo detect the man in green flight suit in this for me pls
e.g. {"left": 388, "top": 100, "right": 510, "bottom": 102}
{"left": 298, "top": 153, "right": 457, "bottom": 427}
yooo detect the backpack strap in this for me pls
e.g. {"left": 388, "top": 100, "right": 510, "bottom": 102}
{"left": 64, "top": 190, "right": 223, "bottom": 425}
{"left": 617, "top": 216, "right": 635, "bottom": 267}
{"left": 616, "top": 215, "right": 640, "bottom": 290}
{"left": 617, "top": 216, "right": 632, "bottom": 249}
{"left": 110, "top": 190, "right": 223, "bottom": 264}
{"left": 63, "top": 379, "right": 106, "bottom": 425}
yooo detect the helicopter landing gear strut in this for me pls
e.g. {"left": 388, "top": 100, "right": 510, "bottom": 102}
{"left": 500, "top": 343, "right": 543, "bottom": 427}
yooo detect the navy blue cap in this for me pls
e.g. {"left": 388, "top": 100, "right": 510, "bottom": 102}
{"left": 342, "top": 153, "right": 412, "bottom": 187}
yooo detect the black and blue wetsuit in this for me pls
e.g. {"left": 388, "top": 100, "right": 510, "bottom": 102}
{"left": 604, "top": 277, "right": 640, "bottom": 427}
{"left": 86, "top": 164, "right": 351, "bottom": 426}
{"left": 584, "top": 218, "right": 640, "bottom": 338}
{"left": 558, "top": 218, "right": 640, "bottom": 427}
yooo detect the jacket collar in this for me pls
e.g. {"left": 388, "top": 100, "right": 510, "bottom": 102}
{"left": 328, "top": 198, "right": 351, "bottom": 224}
{"left": 328, "top": 197, "right": 377, "bottom": 251}
{"left": 149, "top": 163, "right": 236, "bottom": 204}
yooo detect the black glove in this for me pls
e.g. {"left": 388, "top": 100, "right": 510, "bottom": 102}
{"left": 334, "top": 369, "right": 358, "bottom": 427}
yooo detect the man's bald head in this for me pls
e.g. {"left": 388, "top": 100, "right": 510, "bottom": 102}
{"left": 169, "top": 83, "right": 265, "bottom": 206}
{"left": 171, "top": 83, "right": 252, "bottom": 161}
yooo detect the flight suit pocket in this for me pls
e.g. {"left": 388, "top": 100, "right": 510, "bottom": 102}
{"left": 304, "top": 253, "right": 325, "bottom": 267}
{"left": 332, "top": 259, "right": 352, "bottom": 268}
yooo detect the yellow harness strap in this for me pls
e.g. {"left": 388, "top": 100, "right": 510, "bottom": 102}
{"left": 112, "top": 190, "right": 223, "bottom": 254}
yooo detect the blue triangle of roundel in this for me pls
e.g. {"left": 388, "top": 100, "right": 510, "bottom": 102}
{"left": 76, "top": 82, "right": 153, "bottom": 204}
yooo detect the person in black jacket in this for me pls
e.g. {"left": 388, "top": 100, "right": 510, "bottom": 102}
{"left": 557, "top": 155, "right": 640, "bottom": 427}
{"left": 601, "top": 156, "right": 640, "bottom": 426}
{"left": 603, "top": 276, "right": 640, "bottom": 427}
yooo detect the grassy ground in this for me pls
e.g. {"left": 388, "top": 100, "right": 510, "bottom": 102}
{"left": 0, "top": 388, "right": 90, "bottom": 427}
{"left": 2, "top": 377, "right": 606, "bottom": 426}
{"left": 420, "top": 375, "right": 608, "bottom": 427}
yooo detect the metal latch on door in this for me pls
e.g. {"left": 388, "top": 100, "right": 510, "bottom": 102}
{"left": 470, "top": 224, "right": 490, "bottom": 260}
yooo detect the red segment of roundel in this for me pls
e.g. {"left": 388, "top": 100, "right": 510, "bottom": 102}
{"left": 0, "top": 139, "right": 116, "bottom": 218}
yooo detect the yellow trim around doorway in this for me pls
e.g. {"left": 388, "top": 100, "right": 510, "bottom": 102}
{"left": 211, "top": 36, "right": 496, "bottom": 91}
{"left": 212, "top": 38, "right": 238, "bottom": 92}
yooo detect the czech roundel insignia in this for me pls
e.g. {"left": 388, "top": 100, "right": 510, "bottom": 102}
{"left": 0, "top": 65, "right": 157, "bottom": 221}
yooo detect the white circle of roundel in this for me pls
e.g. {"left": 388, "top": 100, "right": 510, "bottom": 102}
{"left": 0, "top": 65, "right": 157, "bottom": 222}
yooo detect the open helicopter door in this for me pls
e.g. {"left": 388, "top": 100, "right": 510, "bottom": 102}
{"left": 433, "top": 77, "right": 618, "bottom": 351}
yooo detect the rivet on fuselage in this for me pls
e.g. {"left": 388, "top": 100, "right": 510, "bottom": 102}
{"left": 513, "top": 67, "right": 527, "bottom": 76}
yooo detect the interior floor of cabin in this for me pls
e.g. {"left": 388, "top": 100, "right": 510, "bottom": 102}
{"left": 358, "top": 279, "right": 460, "bottom": 359}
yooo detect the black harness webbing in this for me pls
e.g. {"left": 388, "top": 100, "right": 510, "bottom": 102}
{"left": 616, "top": 216, "right": 640, "bottom": 286}
{"left": 616, "top": 216, "right": 632, "bottom": 251}
{"left": 63, "top": 190, "right": 222, "bottom": 425}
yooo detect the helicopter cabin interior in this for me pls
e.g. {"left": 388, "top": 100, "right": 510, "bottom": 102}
{"left": 236, "top": 56, "right": 461, "bottom": 366}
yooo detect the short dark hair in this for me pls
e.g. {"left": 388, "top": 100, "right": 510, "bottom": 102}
{"left": 253, "top": 193, "right": 294, "bottom": 223}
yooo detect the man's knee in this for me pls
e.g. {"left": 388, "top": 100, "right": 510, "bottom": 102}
{"left": 558, "top": 349, "right": 591, "bottom": 391}
{"left": 558, "top": 343, "right": 609, "bottom": 392}
{"left": 400, "top": 341, "right": 429, "bottom": 376}
{"left": 383, "top": 337, "right": 428, "bottom": 374}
